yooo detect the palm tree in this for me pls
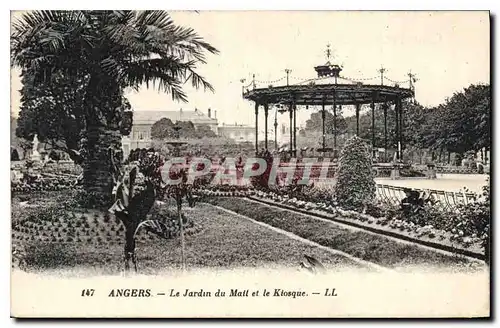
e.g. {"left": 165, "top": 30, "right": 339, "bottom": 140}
{"left": 11, "top": 10, "right": 218, "bottom": 206}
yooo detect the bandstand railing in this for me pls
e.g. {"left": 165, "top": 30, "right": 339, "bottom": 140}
{"left": 376, "top": 184, "right": 479, "bottom": 211}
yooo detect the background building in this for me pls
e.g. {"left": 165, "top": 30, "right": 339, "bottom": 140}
{"left": 122, "top": 108, "right": 218, "bottom": 157}
{"left": 218, "top": 123, "right": 255, "bottom": 143}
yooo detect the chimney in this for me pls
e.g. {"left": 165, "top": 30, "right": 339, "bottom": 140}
{"left": 208, "top": 108, "right": 211, "bottom": 118}
{"left": 195, "top": 108, "right": 198, "bottom": 112}
{"left": 214, "top": 110, "right": 217, "bottom": 119}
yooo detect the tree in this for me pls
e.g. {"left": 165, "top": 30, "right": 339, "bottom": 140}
{"left": 151, "top": 117, "right": 176, "bottom": 140}
{"left": 176, "top": 121, "right": 198, "bottom": 139}
{"left": 334, "top": 136, "right": 376, "bottom": 210}
{"left": 406, "top": 85, "right": 490, "bottom": 158}
{"left": 345, "top": 104, "right": 398, "bottom": 149}
{"left": 304, "top": 110, "right": 347, "bottom": 137}
{"left": 15, "top": 70, "right": 116, "bottom": 165}
{"left": 438, "top": 84, "right": 490, "bottom": 155}
{"left": 11, "top": 10, "right": 218, "bottom": 206}
{"left": 151, "top": 119, "right": 216, "bottom": 140}
{"left": 196, "top": 124, "right": 217, "bottom": 138}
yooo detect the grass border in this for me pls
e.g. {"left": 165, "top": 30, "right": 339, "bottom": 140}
{"left": 204, "top": 197, "right": 483, "bottom": 269}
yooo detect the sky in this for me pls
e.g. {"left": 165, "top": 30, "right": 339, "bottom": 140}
{"left": 10, "top": 11, "right": 490, "bottom": 129}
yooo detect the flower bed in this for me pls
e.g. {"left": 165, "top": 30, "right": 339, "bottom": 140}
{"left": 11, "top": 192, "right": 367, "bottom": 273}
{"left": 254, "top": 195, "right": 485, "bottom": 259}
{"left": 191, "top": 178, "right": 490, "bottom": 259}
{"left": 204, "top": 197, "right": 486, "bottom": 269}
{"left": 242, "top": 189, "right": 487, "bottom": 258}
{"left": 11, "top": 162, "right": 82, "bottom": 194}
{"left": 11, "top": 175, "right": 77, "bottom": 193}
{"left": 11, "top": 195, "right": 203, "bottom": 271}
{"left": 12, "top": 197, "right": 202, "bottom": 244}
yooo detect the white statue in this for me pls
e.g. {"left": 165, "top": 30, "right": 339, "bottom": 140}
{"left": 31, "top": 134, "right": 41, "bottom": 162}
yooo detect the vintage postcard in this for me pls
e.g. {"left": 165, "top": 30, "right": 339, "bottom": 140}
{"left": 10, "top": 10, "right": 490, "bottom": 318}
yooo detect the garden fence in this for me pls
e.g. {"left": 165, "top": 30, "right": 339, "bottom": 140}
{"left": 376, "top": 184, "right": 479, "bottom": 211}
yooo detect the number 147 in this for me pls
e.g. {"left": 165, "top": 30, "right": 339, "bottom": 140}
{"left": 81, "top": 289, "right": 95, "bottom": 297}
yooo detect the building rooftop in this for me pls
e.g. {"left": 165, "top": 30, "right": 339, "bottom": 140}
{"left": 219, "top": 124, "right": 254, "bottom": 130}
{"left": 132, "top": 109, "right": 218, "bottom": 125}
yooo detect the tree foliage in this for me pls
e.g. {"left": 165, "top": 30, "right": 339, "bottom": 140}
{"left": 11, "top": 10, "right": 218, "bottom": 205}
{"left": 437, "top": 84, "right": 490, "bottom": 153}
{"left": 151, "top": 118, "right": 176, "bottom": 140}
{"left": 11, "top": 11, "right": 219, "bottom": 103}
{"left": 343, "top": 84, "right": 490, "bottom": 157}
{"left": 151, "top": 118, "right": 217, "bottom": 140}
{"left": 345, "top": 103, "right": 399, "bottom": 149}
{"left": 15, "top": 71, "right": 132, "bottom": 164}
{"left": 303, "top": 110, "right": 347, "bottom": 137}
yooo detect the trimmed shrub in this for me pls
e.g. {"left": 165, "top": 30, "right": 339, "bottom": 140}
{"left": 334, "top": 136, "right": 376, "bottom": 210}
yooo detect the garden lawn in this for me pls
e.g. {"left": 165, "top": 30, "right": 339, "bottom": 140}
{"left": 204, "top": 197, "right": 484, "bottom": 271}
{"left": 12, "top": 193, "right": 368, "bottom": 275}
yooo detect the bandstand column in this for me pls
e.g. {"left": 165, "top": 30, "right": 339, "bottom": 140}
{"left": 289, "top": 100, "right": 293, "bottom": 158}
{"left": 321, "top": 97, "right": 326, "bottom": 150}
{"left": 371, "top": 96, "right": 376, "bottom": 158}
{"left": 398, "top": 96, "right": 404, "bottom": 159}
{"left": 264, "top": 102, "right": 269, "bottom": 150}
{"left": 333, "top": 91, "right": 337, "bottom": 158}
{"left": 383, "top": 102, "right": 388, "bottom": 162}
{"left": 355, "top": 102, "right": 361, "bottom": 136}
{"left": 254, "top": 102, "right": 259, "bottom": 154}
{"left": 274, "top": 108, "right": 278, "bottom": 150}
{"left": 293, "top": 103, "right": 297, "bottom": 157}
{"left": 394, "top": 98, "right": 400, "bottom": 160}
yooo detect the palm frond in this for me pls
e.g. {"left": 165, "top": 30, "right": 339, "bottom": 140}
{"left": 161, "top": 25, "right": 219, "bottom": 63}
{"left": 120, "top": 58, "right": 190, "bottom": 102}
{"left": 12, "top": 10, "right": 217, "bottom": 104}
{"left": 134, "top": 219, "right": 170, "bottom": 239}
{"left": 135, "top": 10, "right": 175, "bottom": 31}
{"left": 11, "top": 10, "right": 89, "bottom": 81}
{"left": 186, "top": 70, "right": 215, "bottom": 92}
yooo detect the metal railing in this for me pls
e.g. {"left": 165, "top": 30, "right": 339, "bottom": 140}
{"left": 376, "top": 184, "right": 479, "bottom": 211}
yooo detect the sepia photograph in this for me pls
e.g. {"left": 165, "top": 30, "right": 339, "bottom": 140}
{"left": 9, "top": 9, "right": 491, "bottom": 318}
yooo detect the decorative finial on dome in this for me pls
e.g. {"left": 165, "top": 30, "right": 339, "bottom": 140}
{"left": 315, "top": 44, "right": 342, "bottom": 79}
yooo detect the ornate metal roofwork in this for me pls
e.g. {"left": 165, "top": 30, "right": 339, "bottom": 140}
{"left": 243, "top": 83, "right": 414, "bottom": 106}
{"left": 242, "top": 45, "right": 415, "bottom": 106}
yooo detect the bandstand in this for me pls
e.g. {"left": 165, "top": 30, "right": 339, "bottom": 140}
{"left": 242, "top": 46, "right": 416, "bottom": 161}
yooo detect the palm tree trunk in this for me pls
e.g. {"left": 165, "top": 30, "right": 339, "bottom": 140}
{"left": 82, "top": 126, "right": 123, "bottom": 207}
{"left": 82, "top": 75, "right": 125, "bottom": 208}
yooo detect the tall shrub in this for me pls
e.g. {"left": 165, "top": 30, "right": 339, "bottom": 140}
{"left": 334, "top": 136, "right": 376, "bottom": 210}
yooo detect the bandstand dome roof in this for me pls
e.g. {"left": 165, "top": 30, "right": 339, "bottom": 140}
{"left": 243, "top": 79, "right": 414, "bottom": 107}
{"left": 242, "top": 49, "right": 415, "bottom": 107}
